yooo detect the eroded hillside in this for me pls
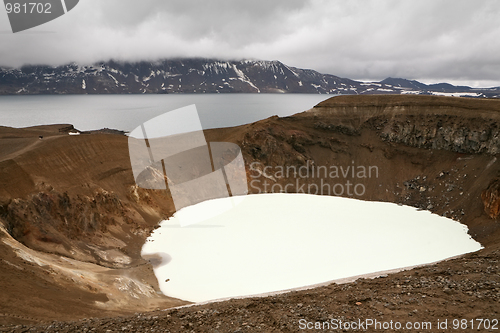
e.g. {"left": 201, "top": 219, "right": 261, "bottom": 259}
{"left": 0, "top": 95, "right": 499, "bottom": 330}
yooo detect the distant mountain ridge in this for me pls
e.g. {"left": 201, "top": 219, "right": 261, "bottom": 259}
{"left": 1, "top": 58, "right": 499, "bottom": 98}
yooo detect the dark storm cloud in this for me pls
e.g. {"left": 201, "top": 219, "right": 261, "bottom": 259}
{"left": 96, "top": 0, "right": 307, "bottom": 43}
{"left": 0, "top": 0, "right": 499, "bottom": 87}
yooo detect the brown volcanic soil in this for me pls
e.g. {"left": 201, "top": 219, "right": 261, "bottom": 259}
{"left": 0, "top": 95, "right": 499, "bottom": 332}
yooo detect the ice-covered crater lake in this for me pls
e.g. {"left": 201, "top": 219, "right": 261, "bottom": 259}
{"left": 141, "top": 193, "right": 482, "bottom": 303}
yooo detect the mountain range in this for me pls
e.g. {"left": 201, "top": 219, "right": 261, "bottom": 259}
{"left": 1, "top": 58, "right": 499, "bottom": 98}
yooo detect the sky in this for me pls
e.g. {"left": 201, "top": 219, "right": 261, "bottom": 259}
{"left": 0, "top": 0, "right": 499, "bottom": 87}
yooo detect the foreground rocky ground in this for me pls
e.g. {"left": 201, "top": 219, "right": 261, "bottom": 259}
{"left": 1, "top": 95, "right": 499, "bottom": 332}
{"left": 2, "top": 248, "right": 498, "bottom": 332}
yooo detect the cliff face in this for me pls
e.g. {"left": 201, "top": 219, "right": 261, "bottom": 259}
{"left": 309, "top": 95, "right": 500, "bottom": 154}
{"left": 482, "top": 178, "right": 500, "bottom": 219}
{"left": 3, "top": 188, "right": 138, "bottom": 266}
{"left": 379, "top": 115, "right": 499, "bottom": 154}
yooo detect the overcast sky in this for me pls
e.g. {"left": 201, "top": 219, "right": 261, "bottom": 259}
{"left": 1, "top": 0, "right": 499, "bottom": 87}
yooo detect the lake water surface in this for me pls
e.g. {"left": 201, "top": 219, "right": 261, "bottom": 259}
{"left": 142, "top": 193, "right": 482, "bottom": 303}
{"left": 0, "top": 94, "right": 330, "bottom": 131}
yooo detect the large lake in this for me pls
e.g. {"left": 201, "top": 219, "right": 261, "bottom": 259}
{"left": 0, "top": 94, "right": 330, "bottom": 131}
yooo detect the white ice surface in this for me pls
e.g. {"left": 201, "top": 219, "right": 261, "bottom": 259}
{"left": 142, "top": 193, "right": 482, "bottom": 303}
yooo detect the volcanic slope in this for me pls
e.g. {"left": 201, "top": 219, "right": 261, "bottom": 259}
{"left": 0, "top": 95, "right": 499, "bottom": 331}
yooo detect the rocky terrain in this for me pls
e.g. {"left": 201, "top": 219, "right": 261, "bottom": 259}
{"left": 1, "top": 58, "right": 499, "bottom": 97}
{"left": 2, "top": 249, "right": 499, "bottom": 333}
{"left": 0, "top": 95, "right": 499, "bottom": 332}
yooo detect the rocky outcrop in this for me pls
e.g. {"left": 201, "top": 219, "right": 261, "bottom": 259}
{"left": 308, "top": 95, "right": 500, "bottom": 154}
{"left": 0, "top": 188, "right": 139, "bottom": 267}
{"left": 377, "top": 114, "right": 500, "bottom": 154}
{"left": 482, "top": 178, "right": 500, "bottom": 219}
